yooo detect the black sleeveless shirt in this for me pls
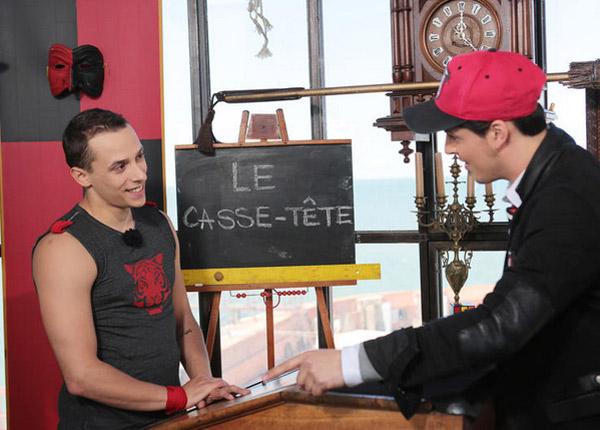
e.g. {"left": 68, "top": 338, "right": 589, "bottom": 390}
{"left": 36, "top": 204, "right": 181, "bottom": 429}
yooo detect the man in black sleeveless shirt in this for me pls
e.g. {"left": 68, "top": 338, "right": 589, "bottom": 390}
{"left": 32, "top": 108, "right": 248, "bottom": 429}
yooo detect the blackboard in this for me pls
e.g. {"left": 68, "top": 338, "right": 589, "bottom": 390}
{"left": 175, "top": 142, "right": 355, "bottom": 270}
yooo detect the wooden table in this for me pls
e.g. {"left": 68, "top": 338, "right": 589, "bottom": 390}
{"left": 147, "top": 372, "right": 465, "bottom": 430}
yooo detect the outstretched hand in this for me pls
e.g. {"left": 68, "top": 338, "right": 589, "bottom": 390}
{"left": 183, "top": 376, "right": 250, "bottom": 409}
{"left": 262, "top": 349, "right": 345, "bottom": 396}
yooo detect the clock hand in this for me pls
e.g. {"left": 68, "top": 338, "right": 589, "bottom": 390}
{"left": 453, "top": 25, "right": 478, "bottom": 51}
{"left": 457, "top": 10, "right": 466, "bottom": 32}
{"left": 462, "top": 36, "right": 477, "bottom": 50}
{"left": 452, "top": 10, "right": 477, "bottom": 51}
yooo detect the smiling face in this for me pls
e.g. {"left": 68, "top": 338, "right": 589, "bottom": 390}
{"left": 77, "top": 125, "right": 148, "bottom": 210}
{"left": 444, "top": 126, "right": 500, "bottom": 184}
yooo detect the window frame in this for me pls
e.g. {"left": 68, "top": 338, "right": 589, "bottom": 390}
{"left": 185, "top": 0, "right": 541, "bottom": 375}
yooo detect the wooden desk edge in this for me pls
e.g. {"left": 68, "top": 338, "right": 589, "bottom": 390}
{"left": 148, "top": 386, "right": 291, "bottom": 430}
{"left": 148, "top": 385, "right": 465, "bottom": 430}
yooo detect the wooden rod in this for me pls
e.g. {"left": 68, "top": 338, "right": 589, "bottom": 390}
{"left": 217, "top": 72, "right": 570, "bottom": 104}
{"left": 205, "top": 292, "right": 221, "bottom": 360}
{"left": 315, "top": 287, "right": 335, "bottom": 349}
{"left": 265, "top": 290, "right": 275, "bottom": 369}
{"left": 237, "top": 110, "right": 249, "bottom": 143}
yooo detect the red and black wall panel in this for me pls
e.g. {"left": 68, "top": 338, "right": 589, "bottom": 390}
{"left": 0, "top": 0, "right": 165, "bottom": 428}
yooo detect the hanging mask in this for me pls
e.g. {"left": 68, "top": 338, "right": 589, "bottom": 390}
{"left": 47, "top": 44, "right": 73, "bottom": 97}
{"left": 72, "top": 44, "right": 105, "bottom": 97}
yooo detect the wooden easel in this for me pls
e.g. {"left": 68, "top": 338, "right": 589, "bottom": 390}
{"left": 182, "top": 110, "right": 380, "bottom": 369}
{"left": 184, "top": 263, "right": 381, "bottom": 368}
{"left": 186, "top": 279, "right": 357, "bottom": 369}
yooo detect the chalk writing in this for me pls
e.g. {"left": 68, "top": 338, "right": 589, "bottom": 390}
{"left": 182, "top": 196, "right": 353, "bottom": 231}
{"left": 232, "top": 162, "right": 275, "bottom": 192}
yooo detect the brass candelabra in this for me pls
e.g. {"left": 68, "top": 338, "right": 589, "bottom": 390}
{"left": 414, "top": 154, "right": 495, "bottom": 306}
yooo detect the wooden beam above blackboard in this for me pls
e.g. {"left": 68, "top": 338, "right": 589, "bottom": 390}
{"left": 175, "top": 139, "right": 351, "bottom": 150}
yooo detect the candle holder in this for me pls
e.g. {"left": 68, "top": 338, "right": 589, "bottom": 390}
{"left": 414, "top": 154, "right": 496, "bottom": 307}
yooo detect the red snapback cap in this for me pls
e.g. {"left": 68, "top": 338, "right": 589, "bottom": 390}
{"left": 403, "top": 50, "right": 546, "bottom": 134}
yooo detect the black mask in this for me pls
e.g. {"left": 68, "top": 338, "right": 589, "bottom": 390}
{"left": 72, "top": 45, "right": 105, "bottom": 97}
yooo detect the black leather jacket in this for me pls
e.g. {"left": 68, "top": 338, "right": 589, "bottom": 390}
{"left": 363, "top": 125, "right": 600, "bottom": 429}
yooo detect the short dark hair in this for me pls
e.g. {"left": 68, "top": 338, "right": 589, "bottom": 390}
{"left": 62, "top": 108, "right": 128, "bottom": 170}
{"left": 457, "top": 104, "right": 547, "bottom": 137}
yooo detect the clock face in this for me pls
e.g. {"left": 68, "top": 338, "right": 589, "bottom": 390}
{"left": 422, "top": 0, "right": 502, "bottom": 72}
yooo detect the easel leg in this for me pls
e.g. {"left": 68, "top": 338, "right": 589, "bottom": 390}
{"left": 205, "top": 292, "right": 221, "bottom": 360}
{"left": 265, "top": 289, "right": 275, "bottom": 369}
{"left": 315, "top": 287, "right": 335, "bottom": 349}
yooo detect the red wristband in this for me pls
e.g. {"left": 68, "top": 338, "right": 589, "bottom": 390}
{"left": 165, "top": 385, "right": 188, "bottom": 415}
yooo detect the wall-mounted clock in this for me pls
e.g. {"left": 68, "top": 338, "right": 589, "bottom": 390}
{"left": 422, "top": 0, "right": 502, "bottom": 72}
{"left": 375, "top": 0, "right": 536, "bottom": 141}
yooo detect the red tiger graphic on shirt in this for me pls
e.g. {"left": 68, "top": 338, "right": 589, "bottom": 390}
{"left": 124, "top": 253, "right": 171, "bottom": 315}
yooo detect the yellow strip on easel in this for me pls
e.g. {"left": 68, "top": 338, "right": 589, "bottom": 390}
{"left": 183, "top": 263, "right": 381, "bottom": 286}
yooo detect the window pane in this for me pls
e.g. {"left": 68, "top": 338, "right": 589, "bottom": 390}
{"left": 441, "top": 250, "right": 505, "bottom": 317}
{"left": 322, "top": 1, "right": 418, "bottom": 231}
{"left": 207, "top": 0, "right": 311, "bottom": 142}
{"left": 334, "top": 243, "right": 422, "bottom": 347}
{"left": 354, "top": 178, "right": 420, "bottom": 230}
{"left": 220, "top": 288, "right": 318, "bottom": 387}
{"left": 162, "top": 0, "right": 193, "bottom": 225}
{"left": 206, "top": 2, "right": 323, "bottom": 385}
{"left": 545, "top": 2, "right": 600, "bottom": 149}
{"left": 220, "top": 292, "right": 267, "bottom": 386}
{"left": 272, "top": 288, "right": 318, "bottom": 364}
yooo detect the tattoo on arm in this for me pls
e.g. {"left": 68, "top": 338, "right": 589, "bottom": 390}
{"left": 179, "top": 328, "right": 193, "bottom": 339}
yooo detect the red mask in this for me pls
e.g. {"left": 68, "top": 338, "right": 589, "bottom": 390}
{"left": 47, "top": 44, "right": 73, "bottom": 97}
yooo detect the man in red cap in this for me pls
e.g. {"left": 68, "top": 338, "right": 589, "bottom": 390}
{"left": 264, "top": 50, "right": 600, "bottom": 429}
